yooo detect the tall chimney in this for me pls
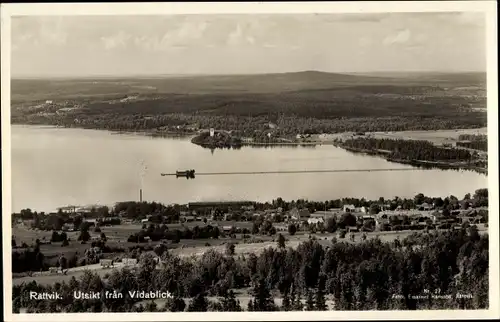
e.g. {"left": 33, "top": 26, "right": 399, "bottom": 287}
{"left": 140, "top": 189, "right": 143, "bottom": 202}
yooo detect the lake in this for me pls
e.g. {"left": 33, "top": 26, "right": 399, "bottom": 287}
{"left": 11, "top": 125, "right": 488, "bottom": 212}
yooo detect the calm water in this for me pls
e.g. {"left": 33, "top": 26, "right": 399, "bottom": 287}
{"left": 11, "top": 125, "right": 488, "bottom": 212}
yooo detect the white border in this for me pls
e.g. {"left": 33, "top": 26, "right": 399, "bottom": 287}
{"left": 1, "top": 1, "right": 498, "bottom": 321}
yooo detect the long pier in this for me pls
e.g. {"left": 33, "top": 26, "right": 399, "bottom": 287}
{"left": 161, "top": 168, "right": 417, "bottom": 177}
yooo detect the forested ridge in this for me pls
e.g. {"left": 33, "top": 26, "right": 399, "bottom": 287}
{"left": 13, "top": 228, "right": 488, "bottom": 312}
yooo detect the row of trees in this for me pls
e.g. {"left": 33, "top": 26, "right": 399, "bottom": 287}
{"left": 13, "top": 227, "right": 489, "bottom": 312}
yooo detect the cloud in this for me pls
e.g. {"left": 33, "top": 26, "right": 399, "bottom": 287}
{"left": 383, "top": 29, "right": 411, "bottom": 45}
{"left": 227, "top": 24, "right": 244, "bottom": 45}
{"left": 133, "top": 20, "right": 209, "bottom": 51}
{"left": 100, "top": 31, "right": 130, "bottom": 50}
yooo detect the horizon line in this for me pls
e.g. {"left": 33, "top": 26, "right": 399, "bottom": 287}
{"left": 11, "top": 69, "right": 487, "bottom": 80}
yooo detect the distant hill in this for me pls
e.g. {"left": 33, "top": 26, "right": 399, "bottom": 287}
{"left": 11, "top": 70, "right": 486, "bottom": 102}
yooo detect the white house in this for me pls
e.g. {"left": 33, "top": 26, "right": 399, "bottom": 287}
{"left": 343, "top": 205, "right": 356, "bottom": 213}
{"left": 289, "top": 208, "right": 311, "bottom": 221}
{"left": 307, "top": 217, "right": 324, "bottom": 225}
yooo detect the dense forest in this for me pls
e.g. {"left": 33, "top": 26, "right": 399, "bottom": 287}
{"left": 338, "top": 137, "right": 478, "bottom": 162}
{"left": 11, "top": 82, "right": 487, "bottom": 136}
{"left": 456, "top": 134, "right": 488, "bottom": 152}
{"left": 12, "top": 111, "right": 487, "bottom": 141}
{"left": 13, "top": 227, "right": 489, "bottom": 312}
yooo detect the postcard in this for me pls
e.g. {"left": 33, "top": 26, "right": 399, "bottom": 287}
{"left": 2, "top": 1, "right": 498, "bottom": 321}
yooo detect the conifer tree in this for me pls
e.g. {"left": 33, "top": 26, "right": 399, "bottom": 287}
{"left": 187, "top": 293, "right": 208, "bottom": 312}
{"left": 306, "top": 288, "right": 315, "bottom": 311}
{"left": 250, "top": 278, "right": 275, "bottom": 311}
{"left": 220, "top": 290, "right": 242, "bottom": 312}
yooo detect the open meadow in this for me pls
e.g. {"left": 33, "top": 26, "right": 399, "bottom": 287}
{"left": 12, "top": 224, "right": 488, "bottom": 286}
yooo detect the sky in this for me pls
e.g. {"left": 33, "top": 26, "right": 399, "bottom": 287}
{"left": 11, "top": 13, "right": 486, "bottom": 77}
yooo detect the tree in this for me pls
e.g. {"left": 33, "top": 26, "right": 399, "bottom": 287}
{"left": 225, "top": 243, "right": 235, "bottom": 256}
{"left": 220, "top": 290, "right": 242, "bottom": 312}
{"left": 154, "top": 243, "right": 168, "bottom": 257}
{"left": 339, "top": 213, "right": 356, "bottom": 228}
{"left": 51, "top": 231, "right": 60, "bottom": 242}
{"left": 281, "top": 291, "right": 291, "bottom": 311}
{"left": 166, "top": 296, "right": 186, "bottom": 312}
{"left": 59, "top": 255, "right": 68, "bottom": 269}
{"left": 414, "top": 193, "right": 425, "bottom": 205}
{"left": 187, "top": 293, "right": 208, "bottom": 312}
{"left": 78, "top": 231, "right": 90, "bottom": 242}
{"left": 247, "top": 299, "right": 255, "bottom": 311}
{"left": 250, "top": 278, "right": 275, "bottom": 311}
{"left": 306, "top": 289, "right": 315, "bottom": 310}
{"left": 326, "top": 217, "right": 337, "bottom": 233}
{"left": 94, "top": 226, "right": 101, "bottom": 233}
{"left": 12, "top": 238, "right": 16, "bottom": 248}
{"left": 277, "top": 233, "right": 286, "bottom": 249}
{"left": 315, "top": 275, "right": 327, "bottom": 310}
{"left": 62, "top": 239, "right": 69, "bottom": 247}
{"left": 100, "top": 233, "right": 107, "bottom": 241}
{"left": 369, "top": 204, "right": 381, "bottom": 215}
{"left": 212, "top": 227, "right": 220, "bottom": 239}
{"left": 252, "top": 222, "right": 260, "bottom": 235}
{"left": 288, "top": 223, "right": 297, "bottom": 236}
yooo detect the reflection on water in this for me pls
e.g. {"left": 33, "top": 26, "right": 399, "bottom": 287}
{"left": 11, "top": 125, "right": 488, "bottom": 212}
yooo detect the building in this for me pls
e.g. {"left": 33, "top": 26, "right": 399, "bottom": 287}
{"left": 182, "top": 216, "right": 196, "bottom": 222}
{"left": 274, "top": 223, "right": 288, "bottom": 231}
{"left": 222, "top": 226, "right": 234, "bottom": 233}
{"left": 122, "top": 258, "right": 137, "bottom": 266}
{"left": 375, "top": 214, "right": 390, "bottom": 228}
{"left": 357, "top": 206, "right": 368, "bottom": 213}
{"left": 307, "top": 217, "right": 324, "bottom": 225}
{"left": 210, "top": 128, "right": 215, "bottom": 137}
{"left": 343, "top": 205, "right": 356, "bottom": 213}
{"left": 310, "top": 210, "right": 340, "bottom": 220}
{"left": 418, "top": 203, "right": 433, "bottom": 211}
{"left": 289, "top": 208, "right": 311, "bottom": 221}
{"left": 84, "top": 218, "right": 97, "bottom": 225}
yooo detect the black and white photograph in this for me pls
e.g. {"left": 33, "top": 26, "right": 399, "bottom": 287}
{"left": 2, "top": 2, "right": 498, "bottom": 320}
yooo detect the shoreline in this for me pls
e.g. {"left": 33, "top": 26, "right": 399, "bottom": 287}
{"left": 12, "top": 123, "right": 488, "bottom": 174}
{"left": 335, "top": 144, "right": 488, "bottom": 175}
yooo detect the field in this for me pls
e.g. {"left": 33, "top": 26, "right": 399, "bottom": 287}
{"left": 316, "top": 127, "right": 487, "bottom": 146}
{"left": 12, "top": 225, "right": 488, "bottom": 287}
